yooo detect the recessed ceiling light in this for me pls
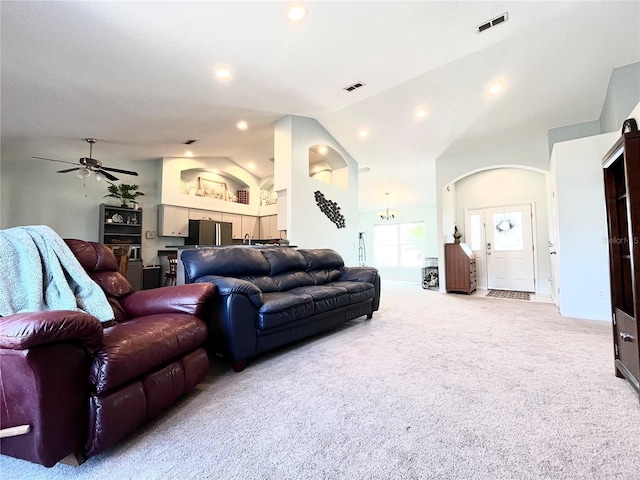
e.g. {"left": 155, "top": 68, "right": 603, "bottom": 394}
{"left": 288, "top": 4, "right": 307, "bottom": 22}
{"left": 415, "top": 108, "right": 428, "bottom": 119}
{"left": 359, "top": 129, "right": 369, "bottom": 138}
{"left": 237, "top": 120, "right": 248, "bottom": 130}
{"left": 185, "top": 151, "right": 193, "bottom": 157}
{"left": 215, "top": 67, "right": 232, "bottom": 80}
{"left": 248, "top": 162, "right": 256, "bottom": 170}
{"left": 317, "top": 146, "right": 328, "bottom": 155}
{"left": 489, "top": 82, "right": 503, "bottom": 95}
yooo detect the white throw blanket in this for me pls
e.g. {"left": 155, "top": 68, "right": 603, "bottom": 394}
{"left": 0, "top": 225, "right": 114, "bottom": 323}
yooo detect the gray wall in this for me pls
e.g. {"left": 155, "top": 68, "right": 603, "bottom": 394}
{"left": 599, "top": 61, "right": 640, "bottom": 133}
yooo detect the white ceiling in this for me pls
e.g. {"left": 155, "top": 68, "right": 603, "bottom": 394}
{"left": 1, "top": 1, "right": 639, "bottom": 212}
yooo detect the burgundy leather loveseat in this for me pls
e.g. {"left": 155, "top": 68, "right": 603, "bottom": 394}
{"left": 0, "top": 239, "right": 216, "bottom": 467}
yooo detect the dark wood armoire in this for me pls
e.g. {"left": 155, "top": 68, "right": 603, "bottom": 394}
{"left": 602, "top": 124, "right": 640, "bottom": 401}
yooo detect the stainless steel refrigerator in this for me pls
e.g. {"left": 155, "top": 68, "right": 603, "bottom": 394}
{"left": 186, "top": 220, "right": 233, "bottom": 245}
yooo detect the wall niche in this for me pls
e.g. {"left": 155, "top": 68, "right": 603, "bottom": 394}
{"left": 308, "top": 144, "right": 348, "bottom": 189}
{"left": 179, "top": 167, "right": 249, "bottom": 204}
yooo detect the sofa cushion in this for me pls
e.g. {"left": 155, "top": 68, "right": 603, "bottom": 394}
{"left": 258, "top": 292, "right": 314, "bottom": 330}
{"left": 261, "top": 248, "right": 308, "bottom": 275}
{"left": 308, "top": 268, "right": 342, "bottom": 285}
{"left": 182, "top": 247, "right": 270, "bottom": 283}
{"left": 288, "top": 285, "right": 350, "bottom": 314}
{"left": 299, "top": 249, "right": 344, "bottom": 271}
{"left": 329, "top": 281, "right": 375, "bottom": 304}
{"left": 65, "top": 239, "right": 133, "bottom": 322}
{"left": 272, "top": 271, "right": 315, "bottom": 291}
{"left": 90, "top": 314, "right": 208, "bottom": 394}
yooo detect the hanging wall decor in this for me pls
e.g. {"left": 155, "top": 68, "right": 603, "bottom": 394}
{"left": 314, "top": 191, "right": 346, "bottom": 229}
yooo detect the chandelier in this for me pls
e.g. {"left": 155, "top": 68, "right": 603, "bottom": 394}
{"left": 378, "top": 192, "right": 397, "bottom": 220}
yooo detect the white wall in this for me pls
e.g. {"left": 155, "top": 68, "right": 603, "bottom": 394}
{"left": 274, "top": 115, "right": 359, "bottom": 265}
{"left": 358, "top": 205, "right": 438, "bottom": 282}
{"left": 435, "top": 135, "right": 550, "bottom": 292}
{"left": 550, "top": 132, "right": 618, "bottom": 320}
{"left": 0, "top": 151, "right": 166, "bottom": 264}
{"left": 454, "top": 167, "right": 551, "bottom": 295}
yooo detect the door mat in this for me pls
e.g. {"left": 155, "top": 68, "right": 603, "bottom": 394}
{"left": 486, "top": 290, "right": 531, "bottom": 300}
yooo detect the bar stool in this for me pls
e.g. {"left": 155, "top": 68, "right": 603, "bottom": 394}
{"left": 164, "top": 254, "right": 177, "bottom": 286}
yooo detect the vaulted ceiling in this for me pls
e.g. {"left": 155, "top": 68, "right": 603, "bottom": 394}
{"left": 2, "top": 1, "right": 639, "bottom": 212}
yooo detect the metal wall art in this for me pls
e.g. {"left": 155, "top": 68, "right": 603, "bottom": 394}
{"left": 314, "top": 190, "right": 346, "bottom": 229}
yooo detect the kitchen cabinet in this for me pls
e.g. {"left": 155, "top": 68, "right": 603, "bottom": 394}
{"left": 222, "top": 213, "right": 243, "bottom": 239}
{"left": 260, "top": 215, "right": 281, "bottom": 240}
{"left": 158, "top": 205, "right": 189, "bottom": 237}
{"left": 242, "top": 215, "right": 260, "bottom": 240}
{"left": 189, "top": 208, "right": 223, "bottom": 222}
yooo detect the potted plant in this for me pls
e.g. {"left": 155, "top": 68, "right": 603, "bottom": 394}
{"left": 453, "top": 226, "right": 463, "bottom": 243}
{"left": 104, "top": 182, "right": 145, "bottom": 208}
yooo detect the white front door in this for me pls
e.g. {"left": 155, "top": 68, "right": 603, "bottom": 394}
{"left": 485, "top": 204, "right": 535, "bottom": 292}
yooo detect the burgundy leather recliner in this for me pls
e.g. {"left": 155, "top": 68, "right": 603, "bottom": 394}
{"left": 0, "top": 239, "right": 216, "bottom": 467}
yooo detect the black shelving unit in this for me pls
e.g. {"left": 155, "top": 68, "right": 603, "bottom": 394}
{"left": 99, "top": 204, "right": 142, "bottom": 249}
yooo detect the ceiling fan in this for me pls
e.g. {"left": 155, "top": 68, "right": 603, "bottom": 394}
{"left": 33, "top": 138, "right": 138, "bottom": 182}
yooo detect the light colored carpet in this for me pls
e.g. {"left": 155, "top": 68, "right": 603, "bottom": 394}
{"left": 2, "top": 281, "right": 639, "bottom": 479}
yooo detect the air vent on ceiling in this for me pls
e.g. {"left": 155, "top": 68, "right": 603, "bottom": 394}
{"left": 343, "top": 81, "right": 366, "bottom": 92}
{"left": 184, "top": 139, "right": 197, "bottom": 145}
{"left": 358, "top": 167, "right": 371, "bottom": 174}
{"left": 477, "top": 12, "right": 508, "bottom": 34}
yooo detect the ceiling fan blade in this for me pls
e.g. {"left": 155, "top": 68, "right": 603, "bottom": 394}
{"left": 101, "top": 166, "right": 139, "bottom": 176}
{"left": 33, "top": 156, "right": 78, "bottom": 166}
{"left": 96, "top": 169, "right": 119, "bottom": 181}
{"left": 57, "top": 167, "right": 81, "bottom": 173}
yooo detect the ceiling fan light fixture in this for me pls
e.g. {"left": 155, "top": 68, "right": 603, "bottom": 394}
{"left": 95, "top": 172, "right": 104, "bottom": 182}
{"left": 77, "top": 168, "right": 91, "bottom": 179}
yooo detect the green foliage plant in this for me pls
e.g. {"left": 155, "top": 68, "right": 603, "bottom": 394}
{"left": 104, "top": 182, "right": 145, "bottom": 207}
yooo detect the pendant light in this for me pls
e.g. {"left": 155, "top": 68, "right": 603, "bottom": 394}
{"left": 379, "top": 192, "right": 397, "bottom": 220}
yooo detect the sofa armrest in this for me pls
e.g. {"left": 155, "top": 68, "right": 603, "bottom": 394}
{"left": 339, "top": 266, "right": 379, "bottom": 283}
{"left": 0, "top": 310, "right": 103, "bottom": 351}
{"left": 195, "top": 275, "right": 263, "bottom": 308}
{"left": 340, "top": 266, "right": 381, "bottom": 313}
{"left": 119, "top": 283, "right": 216, "bottom": 318}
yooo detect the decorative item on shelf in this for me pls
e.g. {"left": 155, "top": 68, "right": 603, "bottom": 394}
{"left": 453, "top": 226, "right": 463, "bottom": 243}
{"left": 237, "top": 190, "right": 249, "bottom": 205}
{"left": 104, "top": 182, "right": 145, "bottom": 208}
{"left": 621, "top": 117, "right": 638, "bottom": 134}
{"left": 197, "top": 177, "right": 226, "bottom": 199}
{"left": 314, "top": 190, "right": 346, "bottom": 229}
{"left": 260, "top": 189, "right": 278, "bottom": 206}
{"left": 378, "top": 193, "right": 397, "bottom": 220}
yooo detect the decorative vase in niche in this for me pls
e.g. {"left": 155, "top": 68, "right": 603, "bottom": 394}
{"left": 454, "top": 238, "right": 461, "bottom": 244}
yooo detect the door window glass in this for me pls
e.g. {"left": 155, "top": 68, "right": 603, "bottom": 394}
{"left": 470, "top": 214, "right": 482, "bottom": 251}
{"left": 494, "top": 212, "right": 523, "bottom": 251}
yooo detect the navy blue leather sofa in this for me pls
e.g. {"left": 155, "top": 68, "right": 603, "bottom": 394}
{"left": 181, "top": 247, "right": 380, "bottom": 371}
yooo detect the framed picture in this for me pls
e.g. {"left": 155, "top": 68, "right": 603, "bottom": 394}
{"left": 197, "top": 177, "right": 227, "bottom": 199}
